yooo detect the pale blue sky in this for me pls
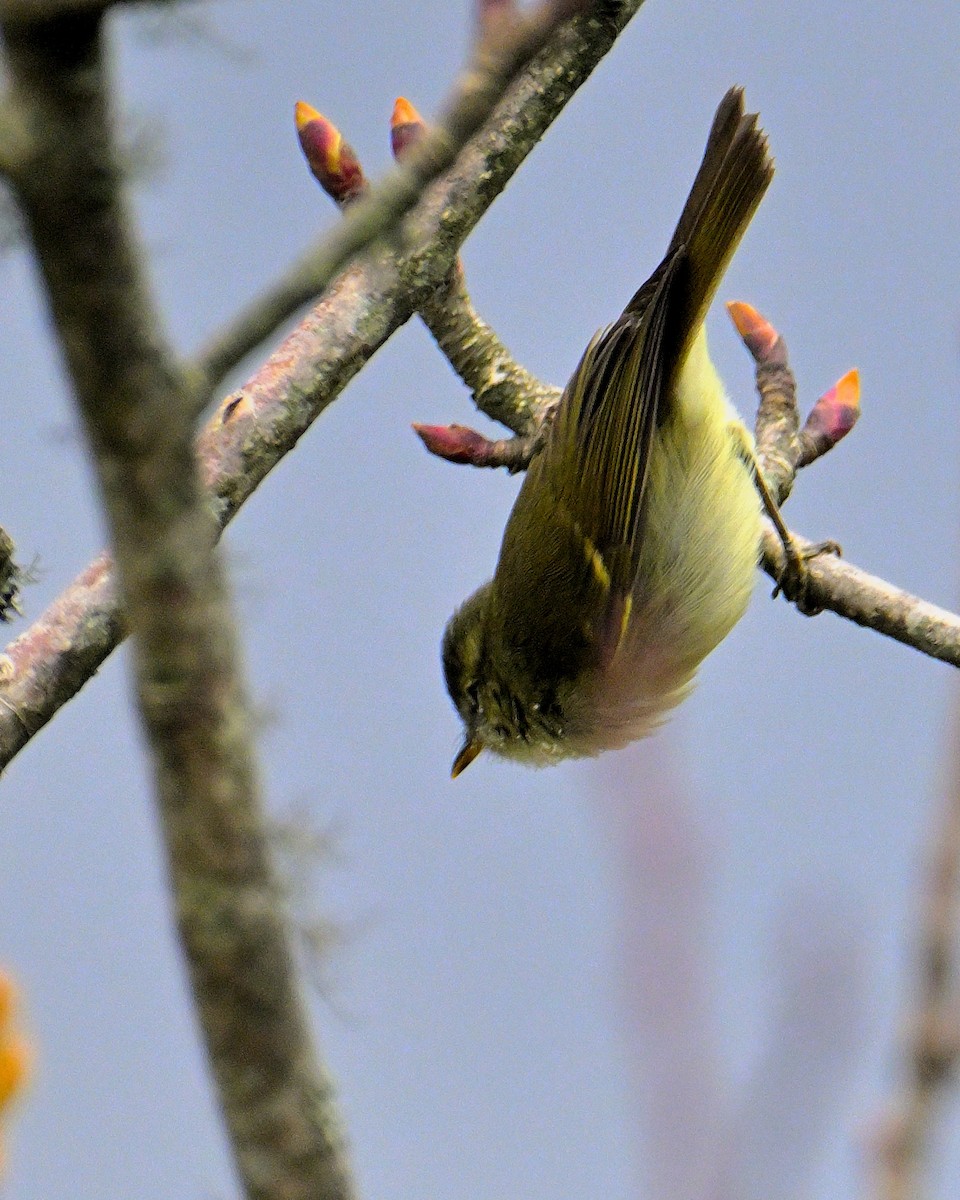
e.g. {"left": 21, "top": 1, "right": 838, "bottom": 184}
{"left": 1, "top": 2, "right": 959, "bottom": 1198}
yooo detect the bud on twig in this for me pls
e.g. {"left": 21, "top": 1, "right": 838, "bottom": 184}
{"left": 390, "top": 96, "right": 427, "bottom": 161}
{"left": 798, "top": 369, "right": 860, "bottom": 467}
{"left": 413, "top": 421, "right": 547, "bottom": 472}
{"left": 728, "top": 298, "right": 859, "bottom": 479}
{"left": 294, "top": 101, "right": 367, "bottom": 205}
{"left": 727, "top": 299, "right": 786, "bottom": 368}
{"left": 413, "top": 422, "right": 497, "bottom": 466}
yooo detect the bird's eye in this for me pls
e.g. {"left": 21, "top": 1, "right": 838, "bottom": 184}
{"left": 465, "top": 679, "right": 481, "bottom": 711}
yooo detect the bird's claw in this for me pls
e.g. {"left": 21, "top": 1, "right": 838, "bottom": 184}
{"left": 771, "top": 538, "right": 842, "bottom": 616}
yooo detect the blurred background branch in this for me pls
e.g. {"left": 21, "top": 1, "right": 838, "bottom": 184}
{"left": 872, "top": 685, "right": 960, "bottom": 1200}
{"left": 599, "top": 749, "right": 864, "bottom": 1200}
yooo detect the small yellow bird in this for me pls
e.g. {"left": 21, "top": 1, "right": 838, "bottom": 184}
{"left": 442, "top": 87, "right": 774, "bottom": 775}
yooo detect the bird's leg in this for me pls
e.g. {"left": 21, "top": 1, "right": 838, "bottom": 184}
{"left": 730, "top": 424, "right": 841, "bottom": 615}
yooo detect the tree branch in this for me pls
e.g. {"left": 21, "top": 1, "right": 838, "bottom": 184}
{"left": 416, "top": 259, "right": 563, "bottom": 435}
{"left": 720, "top": 302, "right": 958, "bottom": 655}
{"left": 1, "top": 11, "right": 354, "bottom": 1200}
{"left": 295, "top": 95, "right": 561, "bottom": 439}
{"left": 759, "top": 526, "right": 960, "bottom": 665}
{"left": 222, "top": 0, "right": 593, "bottom": 343}
{"left": 387, "top": 98, "right": 562, "bottom": 434}
{"left": 0, "top": 0, "right": 651, "bottom": 771}
{"left": 414, "top": 283, "right": 960, "bottom": 665}
{"left": 192, "top": 0, "right": 630, "bottom": 400}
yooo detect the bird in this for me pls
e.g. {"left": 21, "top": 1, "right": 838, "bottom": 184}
{"left": 442, "top": 87, "right": 774, "bottom": 776}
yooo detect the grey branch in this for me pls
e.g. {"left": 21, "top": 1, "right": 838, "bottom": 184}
{"left": 193, "top": 0, "right": 613, "bottom": 400}
{"left": 229, "top": 0, "right": 592, "bottom": 338}
{"left": 0, "top": 0, "right": 649, "bottom": 776}
{"left": 726, "top": 304, "right": 960, "bottom": 662}
{"left": 418, "top": 260, "right": 562, "bottom": 436}
{"left": 0, "top": 10, "right": 354, "bottom": 1200}
{"left": 301, "top": 99, "right": 561, "bottom": 439}
{"left": 760, "top": 527, "right": 960, "bottom": 666}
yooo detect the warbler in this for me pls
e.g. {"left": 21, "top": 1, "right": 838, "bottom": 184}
{"left": 442, "top": 87, "right": 774, "bottom": 775}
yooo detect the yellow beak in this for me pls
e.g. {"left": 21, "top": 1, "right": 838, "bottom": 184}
{"left": 451, "top": 736, "right": 483, "bottom": 778}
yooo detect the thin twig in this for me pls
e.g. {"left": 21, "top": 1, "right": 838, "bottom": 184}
{"left": 0, "top": 0, "right": 650, "bottom": 772}
{"left": 297, "top": 96, "right": 561, "bottom": 438}
{"left": 247, "top": 0, "right": 591, "bottom": 328}
{"left": 728, "top": 300, "right": 860, "bottom": 504}
{"left": 387, "top": 99, "right": 561, "bottom": 433}
{"left": 412, "top": 418, "right": 552, "bottom": 471}
{"left": 418, "top": 261, "right": 562, "bottom": 435}
{"left": 759, "top": 526, "right": 960, "bottom": 665}
{"left": 1, "top": 12, "right": 354, "bottom": 1200}
{"left": 194, "top": 0, "right": 598, "bottom": 401}
{"left": 732, "top": 305, "right": 960, "bottom": 658}
{"left": 283, "top": 110, "right": 561, "bottom": 483}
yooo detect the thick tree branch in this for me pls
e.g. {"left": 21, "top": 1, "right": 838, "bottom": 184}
{"left": 0, "top": 12, "right": 354, "bottom": 1200}
{"left": 0, "top": 0, "right": 651, "bottom": 770}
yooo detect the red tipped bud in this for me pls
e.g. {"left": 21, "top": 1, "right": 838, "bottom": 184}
{"left": 726, "top": 300, "right": 787, "bottom": 367}
{"left": 413, "top": 422, "right": 498, "bottom": 467}
{"left": 390, "top": 96, "right": 427, "bottom": 160}
{"left": 295, "top": 101, "right": 366, "bottom": 205}
{"left": 799, "top": 369, "right": 861, "bottom": 464}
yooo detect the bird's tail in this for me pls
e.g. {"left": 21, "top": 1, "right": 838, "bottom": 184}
{"left": 629, "top": 87, "right": 774, "bottom": 364}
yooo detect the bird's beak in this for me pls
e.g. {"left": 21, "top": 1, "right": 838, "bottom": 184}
{"left": 451, "top": 735, "right": 483, "bottom": 778}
